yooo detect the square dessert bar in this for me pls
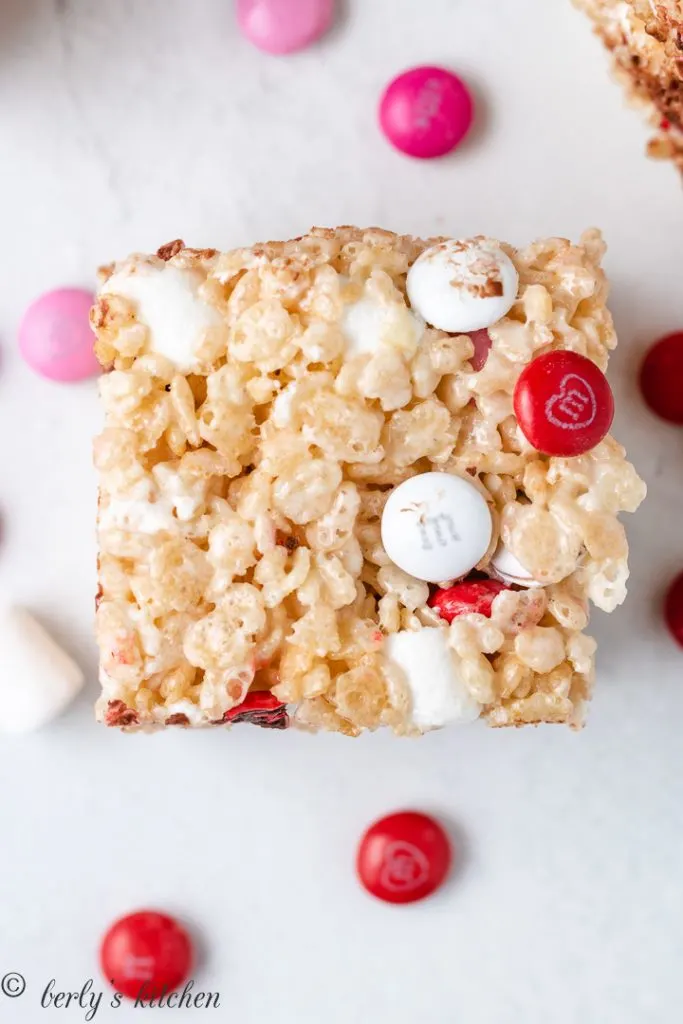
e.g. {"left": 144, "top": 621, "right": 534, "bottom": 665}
{"left": 92, "top": 227, "right": 645, "bottom": 734}
{"left": 575, "top": 0, "right": 683, "bottom": 168}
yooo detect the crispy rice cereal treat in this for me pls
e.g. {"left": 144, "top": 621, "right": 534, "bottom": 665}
{"left": 575, "top": 0, "right": 683, "bottom": 168}
{"left": 92, "top": 227, "right": 645, "bottom": 733}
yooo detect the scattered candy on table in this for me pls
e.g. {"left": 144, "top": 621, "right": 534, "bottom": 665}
{"left": 0, "top": 607, "right": 85, "bottom": 734}
{"left": 100, "top": 911, "right": 193, "bottom": 1001}
{"left": 236, "top": 0, "right": 335, "bottom": 55}
{"left": 356, "top": 811, "right": 453, "bottom": 904}
{"left": 429, "top": 579, "right": 508, "bottom": 623}
{"left": 18, "top": 287, "right": 99, "bottom": 382}
{"left": 639, "top": 331, "right": 683, "bottom": 424}
{"left": 406, "top": 238, "right": 519, "bottom": 332}
{"left": 379, "top": 66, "right": 474, "bottom": 159}
{"left": 664, "top": 572, "right": 683, "bottom": 647}
{"left": 381, "top": 471, "right": 493, "bottom": 584}
{"left": 513, "top": 350, "right": 614, "bottom": 457}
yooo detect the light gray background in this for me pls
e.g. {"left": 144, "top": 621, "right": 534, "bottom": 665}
{"left": 1, "top": 1, "right": 682, "bottom": 1021}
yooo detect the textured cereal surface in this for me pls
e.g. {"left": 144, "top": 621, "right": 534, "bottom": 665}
{"left": 576, "top": 0, "right": 683, "bottom": 167}
{"left": 92, "top": 226, "right": 645, "bottom": 733}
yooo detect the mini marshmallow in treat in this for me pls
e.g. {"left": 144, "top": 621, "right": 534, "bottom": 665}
{"left": 406, "top": 238, "right": 519, "bottom": 333}
{"left": 340, "top": 277, "right": 424, "bottom": 358}
{"left": 386, "top": 627, "right": 481, "bottom": 729}
{"left": 0, "top": 607, "right": 85, "bottom": 734}
{"left": 381, "top": 471, "right": 492, "bottom": 583}
{"left": 488, "top": 542, "right": 543, "bottom": 589}
{"left": 102, "top": 263, "right": 221, "bottom": 372}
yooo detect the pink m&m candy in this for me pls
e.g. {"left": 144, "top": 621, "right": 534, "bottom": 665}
{"left": 18, "top": 287, "right": 98, "bottom": 382}
{"left": 379, "top": 66, "right": 474, "bottom": 159}
{"left": 237, "top": 0, "right": 335, "bottom": 55}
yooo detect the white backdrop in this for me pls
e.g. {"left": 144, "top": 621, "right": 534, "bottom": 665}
{"left": 1, "top": 1, "right": 682, "bottom": 1021}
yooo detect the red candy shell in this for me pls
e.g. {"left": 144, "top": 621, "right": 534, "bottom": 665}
{"left": 224, "top": 690, "right": 288, "bottom": 729}
{"left": 356, "top": 811, "right": 452, "bottom": 905}
{"left": 640, "top": 332, "right": 683, "bottom": 424}
{"left": 100, "top": 910, "right": 192, "bottom": 1001}
{"left": 665, "top": 572, "right": 683, "bottom": 647}
{"left": 513, "top": 350, "right": 614, "bottom": 456}
{"left": 429, "top": 579, "right": 507, "bottom": 623}
{"left": 469, "top": 329, "right": 492, "bottom": 371}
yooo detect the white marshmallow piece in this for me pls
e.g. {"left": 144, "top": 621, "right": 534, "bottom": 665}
{"left": 386, "top": 628, "right": 481, "bottom": 730}
{"left": 406, "top": 238, "right": 519, "bottom": 333}
{"left": 341, "top": 291, "right": 424, "bottom": 358}
{"left": 488, "top": 542, "right": 543, "bottom": 588}
{"left": 344, "top": 292, "right": 423, "bottom": 360}
{"left": 102, "top": 263, "right": 221, "bottom": 371}
{"left": 381, "top": 472, "right": 492, "bottom": 584}
{"left": 0, "top": 608, "right": 85, "bottom": 734}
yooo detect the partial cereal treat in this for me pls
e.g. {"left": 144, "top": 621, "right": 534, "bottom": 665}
{"left": 92, "top": 227, "right": 645, "bottom": 734}
{"left": 575, "top": 0, "right": 683, "bottom": 169}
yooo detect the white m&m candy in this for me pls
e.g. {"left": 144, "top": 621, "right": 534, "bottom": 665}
{"left": 406, "top": 238, "right": 519, "bottom": 333}
{"left": 381, "top": 472, "right": 492, "bottom": 583}
{"left": 488, "top": 542, "right": 543, "bottom": 588}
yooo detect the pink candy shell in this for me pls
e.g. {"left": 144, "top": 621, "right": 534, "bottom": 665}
{"left": 18, "top": 288, "right": 99, "bottom": 383}
{"left": 379, "top": 65, "right": 474, "bottom": 159}
{"left": 237, "top": 0, "right": 335, "bottom": 55}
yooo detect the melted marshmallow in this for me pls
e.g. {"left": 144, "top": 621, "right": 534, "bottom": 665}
{"left": 99, "top": 466, "right": 205, "bottom": 534}
{"left": 103, "top": 263, "right": 221, "bottom": 371}
{"left": 340, "top": 278, "right": 424, "bottom": 358}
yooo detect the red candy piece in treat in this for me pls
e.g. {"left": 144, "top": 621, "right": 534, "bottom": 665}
{"left": 640, "top": 332, "right": 683, "bottom": 424}
{"left": 469, "top": 329, "right": 492, "bottom": 371}
{"left": 664, "top": 572, "right": 683, "bottom": 647}
{"left": 356, "top": 811, "right": 452, "bottom": 905}
{"left": 224, "top": 691, "right": 289, "bottom": 729}
{"left": 513, "top": 350, "right": 614, "bottom": 456}
{"left": 100, "top": 911, "right": 192, "bottom": 1001}
{"left": 429, "top": 579, "right": 507, "bottom": 623}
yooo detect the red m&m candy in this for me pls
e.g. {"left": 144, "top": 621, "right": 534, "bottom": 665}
{"left": 356, "top": 811, "right": 452, "bottom": 904}
{"left": 224, "top": 690, "right": 288, "bottom": 729}
{"left": 640, "top": 332, "right": 683, "bottom": 423}
{"left": 429, "top": 579, "right": 507, "bottom": 623}
{"left": 469, "top": 329, "right": 492, "bottom": 371}
{"left": 664, "top": 572, "right": 683, "bottom": 647}
{"left": 513, "top": 350, "right": 614, "bottom": 456}
{"left": 100, "top": 910, "right": 192, "bottom": 1001}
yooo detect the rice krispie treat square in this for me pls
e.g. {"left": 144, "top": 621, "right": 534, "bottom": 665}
{"left": 92, "top": 227, "right": 645, "bottom": 734}
{"left": 575, "top": 0, "right": 683, "bottom": 168}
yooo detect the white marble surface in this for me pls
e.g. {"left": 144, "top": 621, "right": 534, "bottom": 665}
{"left": 1, "top": 1, "right": 683, "bottom": 1021}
